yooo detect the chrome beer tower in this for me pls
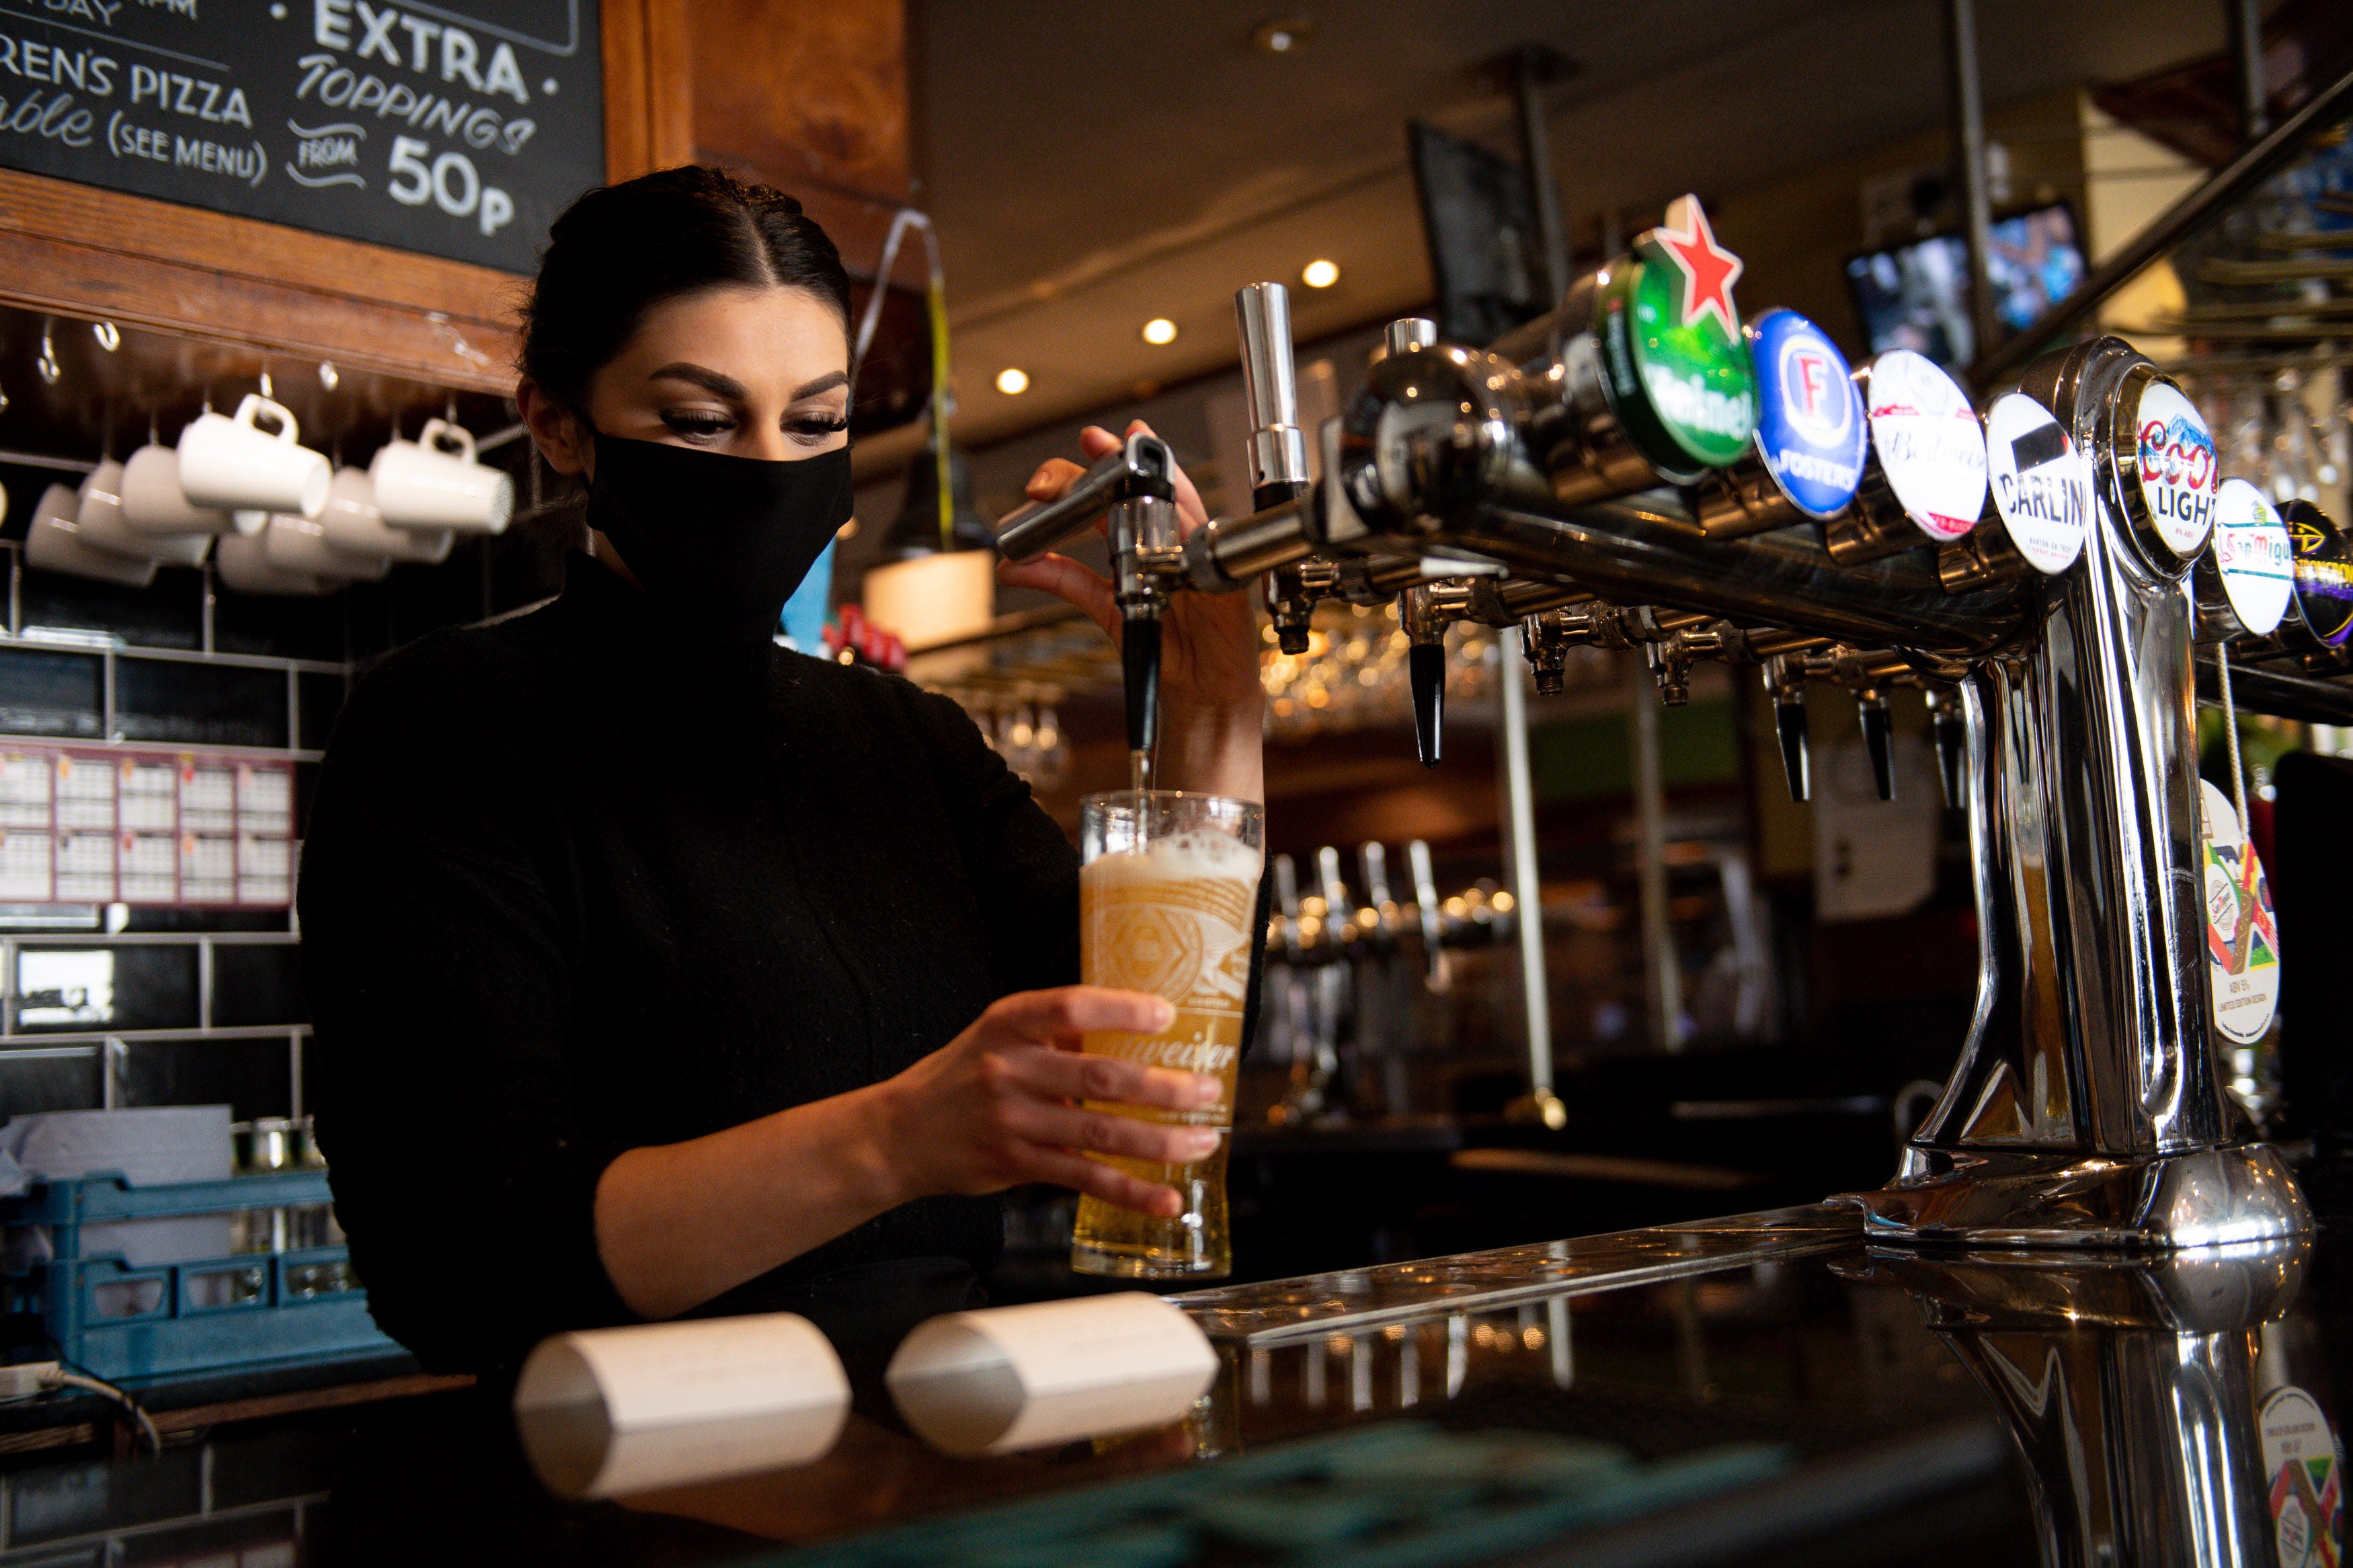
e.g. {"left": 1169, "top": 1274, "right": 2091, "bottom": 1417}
{"left": 996, "top": 261, "right": 2310, "bottom": 1248}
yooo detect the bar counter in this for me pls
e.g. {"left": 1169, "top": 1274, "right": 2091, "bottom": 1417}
{"left": 1, "top": 1199, "right": 2343, "bottom": 1567}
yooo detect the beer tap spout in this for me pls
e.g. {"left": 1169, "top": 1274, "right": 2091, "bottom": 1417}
{"left": 1763, "top": 655, "right": 1812, "bottom": 804}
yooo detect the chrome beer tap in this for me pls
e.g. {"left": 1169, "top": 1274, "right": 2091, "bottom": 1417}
{"left": 994, "top": 433, "right": 1180, "bottom": 782}
{"left": 1238, "top": 283, "right": 1321, "bottom": 656}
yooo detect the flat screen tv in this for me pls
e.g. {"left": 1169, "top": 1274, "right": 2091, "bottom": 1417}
{"left": 1844, "top": 202, "right": 2085, "bottom": 372}
{"left": 1408, "top": 120, "right": 1548, "bottom": 347}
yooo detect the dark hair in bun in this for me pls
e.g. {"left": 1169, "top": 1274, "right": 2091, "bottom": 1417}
{"left": 519, "top": 165, "right": 852, "bottom": 413}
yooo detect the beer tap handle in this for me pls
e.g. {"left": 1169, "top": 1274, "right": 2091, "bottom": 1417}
{"left": 1359, "top": 842, "right": 1394, "bottom": 917}
{"left": 996, "top": 433, "right": 1173, "bottom": 562}
{"left": 1408, "top": 838, "right": 1451, "bottom": 990}
{"left": 1234, "top": 282, "right": 1310, "bottom": 511}
{"left": 1858, "top": 689, "right": 1897, "bottom": 801}
{"left": 1764, "top": 657, "right": 1811, "bottom": 804}
{"left": 1273, "top": 853, "right": 1302, "bottom": 959}
{"left": 1924, "top": 686, "right": 1967, "bottom": 809}
{"left": 1316, "top": 845, "right": 1354, "bottom": 938}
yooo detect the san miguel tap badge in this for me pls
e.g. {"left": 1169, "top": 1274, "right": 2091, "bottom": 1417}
{"left": 1600, "top": 194, "right": 1758, "bottom": 483}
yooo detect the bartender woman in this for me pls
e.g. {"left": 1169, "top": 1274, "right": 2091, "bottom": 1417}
{"left": 298, "top": 165, "right": 1267, "bottom": 1376}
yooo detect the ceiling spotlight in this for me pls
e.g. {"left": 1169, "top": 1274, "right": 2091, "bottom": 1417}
{"left": 1252, "top": 13, "right": 1316, "bottom": 54}
{"left": 1141, "top": 318, "right": 1179, "bottom": 346}
{"left": 994, "top": 367, "right": 1030, "bottom": 395}
{"left": 1301, "top": 259, "right": 1340, "bottom": 289}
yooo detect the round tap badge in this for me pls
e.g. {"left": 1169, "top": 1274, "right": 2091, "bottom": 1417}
{"left": 1862, "top": 349, "right": 1988, "bottom": 542}
{"left": 2199, "top": 778, "right": 2280, "bottom": 1047}
{"left": 1603, "top": 194, "right": 1757, "bottom": 480}
{"left": 2259, "top": 1385, "right": 2342, "bottom": 1568}
{"left": 2286, "top": 499, "right": 2353, "bottom": 647}
{"left": 2211, "top": 479, "right": 2295, "bottom": 636}
{"left": 1983, "top": 393, "right": 2090, "bottom": 575}
{"left": 2132, "top": 379, "right": 2219, "bottom": 556}
{"left": 1747, "top": 309, "right": 1865, "bottom": 520}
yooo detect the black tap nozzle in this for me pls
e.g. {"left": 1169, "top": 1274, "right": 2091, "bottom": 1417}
{"left": 1409, "top": 642, "right": 1446, "bottom": 767}
{"left": 1928, "top": 695, "right": 1966, "bottom": 809}
{"left": 1122, "top": 614, "right": 1162, "bottom": 757}
{"left": 1858, "top": 691, "right": 1896, "bottom": 801}
{"left": 1774, "top": 692, "right": 1810, "bottom": 803}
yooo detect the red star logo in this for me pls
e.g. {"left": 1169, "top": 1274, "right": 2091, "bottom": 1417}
{"left": 1653, "top": 195, "right": 1743, "bottom": 339}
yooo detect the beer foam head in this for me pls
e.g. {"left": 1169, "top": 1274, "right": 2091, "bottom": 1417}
{"left": 1082, "top": 830, "right": 1262, "bottom": 888}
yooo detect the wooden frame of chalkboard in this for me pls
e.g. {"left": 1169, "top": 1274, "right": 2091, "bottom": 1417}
{"left": 0, "top": 0, "right": 689, "bottom": 394}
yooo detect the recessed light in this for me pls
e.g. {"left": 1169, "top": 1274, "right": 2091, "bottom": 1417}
{"left": 995, "top": 367, "right": 1031, "bottom": 395}
{"left": 1301, "top": 259, "right": 1340, "bottom": 289}
{"left": 1252, "top": 13, "right": 1316, "bottom": 54}
{"left": 1141, "top": 318, "right": 1179, "bottom": 346}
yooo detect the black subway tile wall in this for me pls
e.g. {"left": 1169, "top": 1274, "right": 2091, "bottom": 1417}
{"left": 115, "top": 1036, "right": 295, "bottom": 1125}
{"left": 0, "top": 1051, "right": 102, "bottom": 1120}
{"left": 0, "top": 647, "right": 102, "bottom": 739}
{"left": 0, "top": 438, "right": 541, "bottom": 1132}
{"left": 211, "top": 944, "right": 306, "bottom": 1030}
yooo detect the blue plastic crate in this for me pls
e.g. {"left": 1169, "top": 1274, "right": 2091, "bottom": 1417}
{"left": 2, "top": 1170, "right": 403, "bottom": 1386}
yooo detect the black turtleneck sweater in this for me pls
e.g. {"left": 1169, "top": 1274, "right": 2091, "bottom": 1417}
{"left": 301, "top": 552, "right": 1238, "bottom": 1376}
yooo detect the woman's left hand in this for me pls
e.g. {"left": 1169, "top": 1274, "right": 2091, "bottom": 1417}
{"left": 998, "top": 421, "right": 1266, "bottom": 803}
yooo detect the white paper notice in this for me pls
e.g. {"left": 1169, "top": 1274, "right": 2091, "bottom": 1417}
{"left": 0, "top": 832, "right": 52, "bottom": 901}
{"left": 180, "top": 767, "right": 235, "bottom": 834}
{"left": 118, "top": 761, "right": 176, "bottom": 831}
{"left": 887, "top": 1292, "right": 1218, "bottom": 1457}
{"left": 52, "top": 756, "right": 113, "bottom": 831}
{"left": 0, "top": 755, "right": 49, "bottom": 829}
{"left": 513, "top": 1313, "right": 848, "bottom": 1500}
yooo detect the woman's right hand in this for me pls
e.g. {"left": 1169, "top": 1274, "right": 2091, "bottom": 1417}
{"left": 873, "top": 987, "right": 1225, "bottom": 1218}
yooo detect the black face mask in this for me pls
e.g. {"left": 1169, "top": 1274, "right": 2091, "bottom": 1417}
{"left": 584, "top": 434, "right": 853, "bottom": 641}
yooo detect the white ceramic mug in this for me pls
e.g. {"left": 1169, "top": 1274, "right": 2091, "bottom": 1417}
{"left": 214, "top": 529, "right": 329, "bottom": 595}
{"left": 177, "top": 395, "right": 332, "bottom": 520}
{"left": 370, "top": 419, "right": 513, "bottom": 534}
{"left": 119, "top": 443, "right": 246, "bottom": 536}
{"left": 262, "top": 510, "right": 387, "bottom": 581}
{"left": 318, "top": 467, "right": 455, "bottom": 565}
{"left": 76, "top": 460, "right": 212, "bottom": 567}
{"left": 26, "top": 482, "right": 159, "bottom": 587}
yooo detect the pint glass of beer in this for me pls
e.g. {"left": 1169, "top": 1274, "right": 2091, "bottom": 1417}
{"left": 1070, "top": 790, "right": 1264, "bottom": 1278}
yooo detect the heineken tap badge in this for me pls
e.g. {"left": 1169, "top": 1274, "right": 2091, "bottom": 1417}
{"left": 1601, "top": 194, "right": 1758, "bottom": 483}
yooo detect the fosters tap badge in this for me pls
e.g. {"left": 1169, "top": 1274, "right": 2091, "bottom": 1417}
{"left": 1602, "top": 195, "right": 1757, "bottom": 479}
{"left": 1746, "top": 310, "right": 1864, "bottom": 520}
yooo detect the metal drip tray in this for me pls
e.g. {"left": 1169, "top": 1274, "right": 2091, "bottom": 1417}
{"left": 1172, "top": 1203, "right": 1863, "bottom": 1344}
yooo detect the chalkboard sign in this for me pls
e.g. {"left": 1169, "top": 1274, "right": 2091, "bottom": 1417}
{"left": 0, "top": 1, "right": 604, "bottom": 274}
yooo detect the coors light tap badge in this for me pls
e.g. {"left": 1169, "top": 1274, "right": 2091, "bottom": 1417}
{"left": 2134, "top": 380, "right": 2220, "bottom": 557}
{"left": 1602, "top": 194, "right": 1758, "bottom": 481}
